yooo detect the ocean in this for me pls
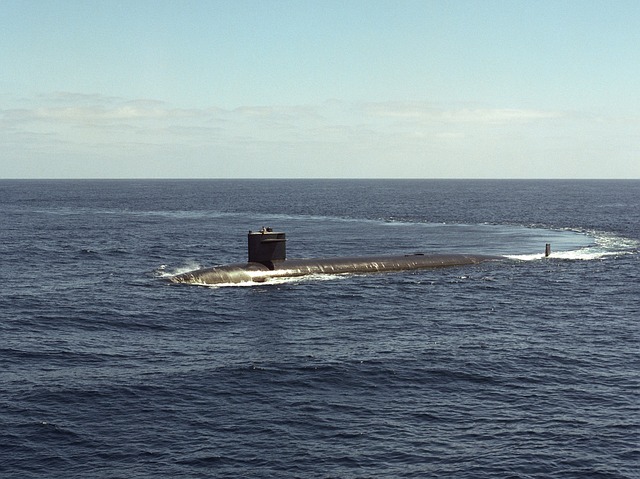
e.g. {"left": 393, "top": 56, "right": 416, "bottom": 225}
{"left": 1, "top": 179, "right": 638, "bottom": 478}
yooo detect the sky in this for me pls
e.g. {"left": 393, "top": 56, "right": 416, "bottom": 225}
{"left": 1, "top": 0, "right": 639, "bottom": 179}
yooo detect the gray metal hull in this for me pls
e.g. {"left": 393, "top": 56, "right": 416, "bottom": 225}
{"left": 170, "top": 253, "right": 503, "bottom": 285}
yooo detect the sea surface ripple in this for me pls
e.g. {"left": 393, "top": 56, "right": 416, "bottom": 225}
{"left": 1, "top": 179, "right": 638, "bottom": 478}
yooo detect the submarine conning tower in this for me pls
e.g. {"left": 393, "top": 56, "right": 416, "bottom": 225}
{"left": 248, "top": 227, "right": 286, "bottom": 268}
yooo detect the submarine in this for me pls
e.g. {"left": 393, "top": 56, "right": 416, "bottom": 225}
{"left": 169, "top": 227, "right": 506, "bottom": 286}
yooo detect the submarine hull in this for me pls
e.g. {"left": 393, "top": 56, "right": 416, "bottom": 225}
{"left": 170, "top": 253, "right": 502, "bottom": 286}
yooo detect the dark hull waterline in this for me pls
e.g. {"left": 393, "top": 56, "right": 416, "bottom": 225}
{"left": 170, "top": 253, "right": 504, "bottom": 285}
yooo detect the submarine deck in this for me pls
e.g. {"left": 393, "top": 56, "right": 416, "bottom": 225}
{"left": 170, "top": 253, "right": 503, "bottom": 285}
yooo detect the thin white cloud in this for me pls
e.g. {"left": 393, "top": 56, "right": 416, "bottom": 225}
{"left": 360, "top": 102, "right": 564, "bottom": 124}
{"left": 1, "top": 93, "right": 637, "bottom": 178}
{"left": 4, "top": 105, "right": 202, "bottom": 123}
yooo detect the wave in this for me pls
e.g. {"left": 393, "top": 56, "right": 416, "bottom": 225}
{"left": 35, "top": 206, "right": 241, "bottom": 221}
{"left": 154, "top": 262, "right": 204, "bottom": 278}
{"left": 506, "top": 229, "right": 638, "bottom": 261}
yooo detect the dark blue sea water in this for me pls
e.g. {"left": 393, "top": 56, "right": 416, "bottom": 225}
{"left": 1, "top": 179, "right": 638, "bottom": 478}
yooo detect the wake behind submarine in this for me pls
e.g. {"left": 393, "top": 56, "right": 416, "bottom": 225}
{"left": 169, "top": 227, "right": 521, "bottom": 286}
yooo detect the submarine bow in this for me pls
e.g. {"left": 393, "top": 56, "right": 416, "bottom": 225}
{"left": 169, "top": 228, "right": 503, "bottom": 286}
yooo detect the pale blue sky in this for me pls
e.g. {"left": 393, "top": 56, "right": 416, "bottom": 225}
{"left": 1, "top": 0, "right": 638, "bottom": 178}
